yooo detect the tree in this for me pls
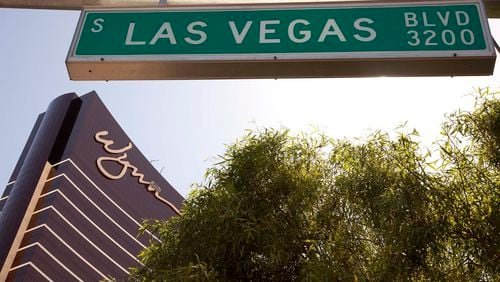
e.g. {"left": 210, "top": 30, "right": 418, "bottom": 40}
{"left": 435, "top": 88, "right": 500, "bottom": 279}
{"left": 130, "top": 89, "right": 499, "bottom": 281}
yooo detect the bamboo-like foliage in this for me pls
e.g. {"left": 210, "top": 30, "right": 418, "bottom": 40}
{"left": 130, "top": 89, "right": 499, "bottom": 281}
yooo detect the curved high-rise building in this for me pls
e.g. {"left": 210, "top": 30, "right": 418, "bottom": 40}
{"left": 0, "top": 92, "right": 184, "bottom": 281}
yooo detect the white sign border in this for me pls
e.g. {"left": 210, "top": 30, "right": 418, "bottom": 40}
{"left": 67, "top": 0, "right": 496, "bottom": 63}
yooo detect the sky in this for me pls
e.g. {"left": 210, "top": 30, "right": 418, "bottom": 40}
{"left": 0, "top": 8, "right": 499, "bottom": 197}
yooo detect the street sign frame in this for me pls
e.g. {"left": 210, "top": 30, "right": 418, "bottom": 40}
{"left": 66, "top": 0, "right": 497, "bottom": 80}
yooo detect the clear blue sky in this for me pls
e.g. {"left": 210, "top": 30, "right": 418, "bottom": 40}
{"left": 0, "top": 8, "right": 499, "bottom": 197}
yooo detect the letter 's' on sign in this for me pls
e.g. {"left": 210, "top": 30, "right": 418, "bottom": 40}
{"left": 66, "top": 0, "right": 496, "bottom": 80}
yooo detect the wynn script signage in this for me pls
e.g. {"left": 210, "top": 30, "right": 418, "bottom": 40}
{"left": 95, "top": 130, "right": 181, "bottom": 215}
{"left": 0, "top": 92, "right": 183, "bottom": 281}
{"left": 66, "top": 0, "right": 496, "bottom": 79}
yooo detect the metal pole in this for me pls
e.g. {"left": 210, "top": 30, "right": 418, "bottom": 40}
{"left": 0, "top": 0, "right": 499, "bottom": 17}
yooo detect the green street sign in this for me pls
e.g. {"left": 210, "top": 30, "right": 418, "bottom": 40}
{"left": 66, "top": 1, "right": 496, "bottom": 80}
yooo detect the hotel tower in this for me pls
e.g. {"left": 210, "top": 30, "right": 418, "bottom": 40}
{"left": 0, "top": 92, "right": 184, "bottom": 281}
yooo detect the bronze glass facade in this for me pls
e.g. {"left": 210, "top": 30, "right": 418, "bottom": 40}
{"left": 0, "top": 92, "right": 183, "bottom": 281}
